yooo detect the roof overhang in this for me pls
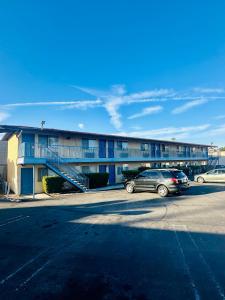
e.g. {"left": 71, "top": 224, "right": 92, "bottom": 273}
{"left": 0, "top": 124, "right": 212, "bottom": 147}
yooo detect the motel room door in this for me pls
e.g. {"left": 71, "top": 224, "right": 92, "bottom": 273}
{"left": 21, "top": 168, "right": 33, "bottom": 194}
{"left": 108, "top": 165, "right": 116, "bottom": 185}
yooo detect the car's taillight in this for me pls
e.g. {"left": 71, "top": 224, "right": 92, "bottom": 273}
{"left": 170, "top": 178, "right": 179, "bottom": 184}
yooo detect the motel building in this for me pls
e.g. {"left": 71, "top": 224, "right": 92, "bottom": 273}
{"left": 0, "top": 125, "right": 210, "bottom": 195}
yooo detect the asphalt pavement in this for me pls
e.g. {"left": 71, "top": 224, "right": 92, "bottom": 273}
{"left": 0, "top": 182, "right": 225, "bottom": 300}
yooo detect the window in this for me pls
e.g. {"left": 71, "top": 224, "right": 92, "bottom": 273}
{"left": 207, "top": 170, "right": 217, "bottom": 175}
{"left": 161, "top": 144, "right": 166, "bottom": 152}
{"left": 117, "top": 164, "right": 128, "bottom": 175}
{"left": 38, "top": 168, "right": 48, "bottom": 182}
{"left": 82, "top": 139, "right": 96, "bottom": 149}
{"left": 141, "top": 143, "right": 149, "bottom": 151}
{"left": 140, "top": 171, "right": 159, "bottom": 179}
{"left": 147, "top": 171, "right": 159, "bottom": 179}
{"left": 117, "top": 166, "right": 123, "bottom": 175}
{"left": 48, "top": 136, "right": 58, "bottom": 146}
{"left": 171, "top": 170, "right": 186, "bottom": 179}
{"left": 81, "top": 166, "right": 90, "bottom": 173}
{"left": 161, "top": 171, "right": 172, "bottom": 178}
{"left": 218, "top": 170, "right": 225, "bottom": 174}
{"left": 117, "top": 141, "right": 128, "bottom": 150}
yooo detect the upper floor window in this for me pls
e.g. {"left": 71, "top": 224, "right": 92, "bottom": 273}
{"left": 117, "top": 141, "right": 128, "bottom": 150}
{"left": 48, "top": 136, "right": 59, "bottom": 146}
{"left": 82, "top": 139, "right": 96, "bottom": 149}
{"left": 141, "top": 143, "right": 149, "bottom": 151}
{"left": 161, "top": 144, "right": 166, "bottom": 152}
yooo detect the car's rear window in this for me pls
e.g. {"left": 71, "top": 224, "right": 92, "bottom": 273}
{"left": 171, "top": 171, "right": 186, "bottom": 178}
{"left": 161, "top": 170, "right": 186, "bottom": 179}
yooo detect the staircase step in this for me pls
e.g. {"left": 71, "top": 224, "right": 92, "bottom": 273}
{"left": 46, "top": 162, "right": 88, "bottom": 192}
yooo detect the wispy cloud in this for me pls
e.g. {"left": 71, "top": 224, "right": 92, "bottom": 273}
{"left": 0, "top": 111, "right": 10, "bottom": 122}
{"left": 2, "top": 100, "right": 102, "bottom": 108}
{"left": 208, "top": 124, "right": 225, "bottom": 136}
{"left": 214, "top": 114, "right": 225, "bottom": 120}
{"left": 1, "top": 84, "right": 225, "bottom": 131}
{"left": 78, "top": 123, "right": 84, "bottom": 129}
{"left": 75, "top": 85, "right": 172, "bottom": 130}
{"left": 128, "top": 105, "right": 163, "bottom": 120}
{"left": 193, "top": 87, "right": 224, "bottom": 94}
{"left": 116, "top": 124, "right": 210, "bottom": 140}
{"left": 172, "top": 98, "right": 208, "bottom": 114}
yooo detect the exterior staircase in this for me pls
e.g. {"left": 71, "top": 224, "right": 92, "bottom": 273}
{"left": 207, "top": 155, "right": 219, "bottom": 170}
{"left": 45, "top": 148, "right": 89, "bottom": 192}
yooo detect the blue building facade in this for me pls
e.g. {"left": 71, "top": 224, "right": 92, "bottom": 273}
{"left": 1, "top": 125, "right": 210, "bottom": 194}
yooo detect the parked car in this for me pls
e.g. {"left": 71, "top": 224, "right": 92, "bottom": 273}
{"left": 194, "top": 168, "right": 225, "bottom": 183}
{"left": 125, "top": 169, "right": 189, "bottom": 197}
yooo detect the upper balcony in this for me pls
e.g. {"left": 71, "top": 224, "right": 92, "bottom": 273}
{"left": 17, "top": 142, "right": 209, "bottom": 165}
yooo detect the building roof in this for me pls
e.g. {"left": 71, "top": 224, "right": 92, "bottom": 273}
{"left": 0, "top": 124, "right": 211, "bottom": 147}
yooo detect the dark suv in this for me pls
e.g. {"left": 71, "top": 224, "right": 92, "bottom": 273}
{"left": 125, "top": 169, "right": 189, "bottom": 197}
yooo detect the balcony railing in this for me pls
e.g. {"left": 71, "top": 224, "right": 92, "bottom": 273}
{"left": 18, "top": 142, "right": 209, "bottom": 161}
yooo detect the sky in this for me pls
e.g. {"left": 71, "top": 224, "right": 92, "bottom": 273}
{"left": 0, "top": 0, "right": 225, "bottom": 146}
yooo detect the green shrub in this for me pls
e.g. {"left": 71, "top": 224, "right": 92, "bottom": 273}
{"left": 42, "top": 176, "right": 65, "bottom": 193}
{"left": 122, "top": 170, "right": 140, "bottom": 180}
{"left": 85, "top": 172, "right": 109, "bottom": 189}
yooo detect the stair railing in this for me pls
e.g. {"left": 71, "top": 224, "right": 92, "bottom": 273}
{"left": 45, "top": 147, "right": 89, "bottom": 189}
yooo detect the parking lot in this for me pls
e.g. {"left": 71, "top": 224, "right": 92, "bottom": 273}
{"left": 0, "top": 182, "right": 225, "bottom": 300}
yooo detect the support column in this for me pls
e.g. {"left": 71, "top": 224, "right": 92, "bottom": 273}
{"left": 33, "top": 165, "right": 35, "bottom": 200}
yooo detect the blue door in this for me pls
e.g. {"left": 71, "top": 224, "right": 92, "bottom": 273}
{"left": 151, "top": 143, "right": 156, "bottom": 158}
{"left": 22, "top": 133, "right": 35, "bottom": 157}
{"left": 108, "top": 165, "right": 115, "bottom": 185}
{"left": 156, "top": 144, "right": 161, "bottom": 158}
{"left": 108, "top": 140, "right": 114, "bottom": 158}
{"left": 99, "top": 139, "right": 106, "bottom": 158}
{"left": 21, "top": 168, "right": 33, "bottom": 194}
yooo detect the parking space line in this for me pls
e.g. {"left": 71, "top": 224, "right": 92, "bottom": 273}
{"left": 16, "top": 259, "right": 52, "bottom": 290}
{"left": 13, "top": 214, "right": 105, "bottom": 291}
{"left": 0, "top": 216, "right": 30, "bottom": 228}
{"left": 0, "top": 248, "right": 50, "bottom": 285}
{"left": 183, "top": 225, "right": 225, "bottom": 300}
{"left": 173, "top": 225, "right": 200, "bottom": 300}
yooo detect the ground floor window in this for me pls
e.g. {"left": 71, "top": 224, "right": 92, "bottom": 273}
{"left": 81, "top": 166, "right": 90, "bottom": 173}
{"left": 117, "top": 164, "right": 128, "bottom": 175}
{"left": 38, "top": 167, "right": 48, "bottom": 182}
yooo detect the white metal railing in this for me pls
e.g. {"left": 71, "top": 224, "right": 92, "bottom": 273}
{"left": 18, "top": 142, "right": 209, "bottom": 160}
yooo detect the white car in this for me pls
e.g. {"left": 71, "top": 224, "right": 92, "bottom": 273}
{"left": 194, "top": 169, "right": 225, "bottom": 183}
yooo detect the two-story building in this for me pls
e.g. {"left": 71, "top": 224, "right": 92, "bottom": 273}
{"left": 0, "top": 125, "right": 210, "bottom": 195}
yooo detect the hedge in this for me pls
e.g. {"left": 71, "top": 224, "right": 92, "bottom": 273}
{"left": 85, "top": 172, "right": 109, "bottom": 189}
{"left": 138, "top": 166, "right": 151, "bottom": 172}
{"left": 42, "top": 176, "right": 65, "bottom": 193}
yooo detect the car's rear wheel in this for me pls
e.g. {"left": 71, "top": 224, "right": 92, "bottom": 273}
{"left": 157, "top": 185, "right": 169, "bottom": 197}
{"left": 197, "top": 176, "right": 204, "bottom": 184}
{"left": 126, "top": 183, "right": 134, "bottom": 193}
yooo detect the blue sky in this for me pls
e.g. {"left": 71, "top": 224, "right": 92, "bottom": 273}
{"left": 0, "top": 0, "right": 225, "bottom": 146}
